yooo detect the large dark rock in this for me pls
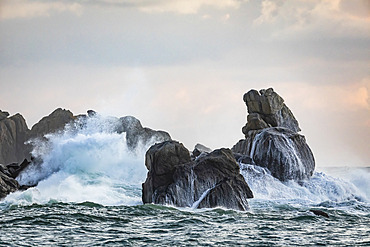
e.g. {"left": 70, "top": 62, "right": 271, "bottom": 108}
{"left": 28, "top": 108, "right": 75, "bottom": 139}
{"left": 233, "top": 88, "right": 315, "bottom": 182}
{"left": 233, "top": 128, "right": 315, "bottom": 181}
{"left": 143, "top": 141, "right": 253, "bottom": 210}
{"left": 142, "top": 141, "right": 191, "bottom": 204}
{"left": 0, "top": 110, "right": 30, "bottom": 165}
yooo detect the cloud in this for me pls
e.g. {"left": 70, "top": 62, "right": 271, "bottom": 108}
{"left": 0, "top": 0, "right": 83, "bottom": 19}
{"left": 0, "top": 0, "right": 246, "bottom": 19}
{"left": 253, "top": 0, "right": 370, "bottom": 37}
{"left": 137, "top": 0, "right": 243, "bottom": 14}
{"left": 253, "top": 0, "right": 278, "bottom": 25}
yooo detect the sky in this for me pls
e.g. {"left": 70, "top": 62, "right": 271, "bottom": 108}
{"left": 0, "top": 0, "right": 369, "bottom": 167}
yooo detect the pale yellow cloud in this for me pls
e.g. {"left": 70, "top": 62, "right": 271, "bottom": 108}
{"left": 138, "top": 0, "right": 243, "bottom": 15}
{"left": 0, "top": 0, "right": 83, "bottom": 19}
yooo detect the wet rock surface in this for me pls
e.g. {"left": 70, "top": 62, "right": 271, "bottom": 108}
{"left": 0, "top": 110, "right": 30, "bottom": 165}
{"left": 142, "top": 141, "right": 253, "bottom": 210}
{"left": 233, "top": 88, "right": 315, "bottom": 182}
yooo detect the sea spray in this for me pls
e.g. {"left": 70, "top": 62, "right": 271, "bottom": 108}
{"left": 6, "top": 115, "right": 155, "bottom": 206}
{"left": 240, "top": 163, "right": 369, "bottom": 204}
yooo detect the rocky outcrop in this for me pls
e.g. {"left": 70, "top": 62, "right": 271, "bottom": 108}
{"left": 28, "top": 108, "right": 75, "bottom": 139}
{"left": 0, "top": 110, "right": 30, "bottom": 165}
{"left": 233, "top": 88, "right": 315, "bottom": 182}
{"left": 118, "top": 116, "right": 171, "bottom": 150}
{"left": 143, "top": 141, "right": 253, "bottom": 210}
{"left": 242, "top": 88, "right": 300, "bottom": 135}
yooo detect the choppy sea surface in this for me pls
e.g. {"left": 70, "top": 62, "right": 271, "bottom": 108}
{"left": 1, "top": 117, "right": 369, "bottom": 246}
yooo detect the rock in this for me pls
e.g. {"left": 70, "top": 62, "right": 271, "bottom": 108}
{"left": 233, "top": 153, "right": 254, "bottom": 165}
{"left": 233, "top": 88, "right": 315, "bottom": 182}
{"left": 87, "top": 110, "right": 97, "bottom": 117}
{"left": 143, "top": 141, "right": 253, "bottom": 211}
{"left": 191, "top": 143, "right": 212, "bottom": 159}
{"left": 242, "top": 113, "right": 269, "bottom": 134}
{"left": 242, "top": 88, "right": 300, "bottom": 134}
{"left": 28, "top": 108, "right": 75, "bottom": 139}
{"left": 310, "top": 209, "right": 329, "bottom": 218}
{"left": 6, "top": 159, "right": 31, "bottom": 179}
{"left": 233, "top": 128, "right": 315, "bottom": 181}
{"left": 0, "top": 111, "right": 30, "bottom": 165}
{"left": 0, "top": 172, "right": 19, "bottom": 199}
{"left": 119, "top": 116, "right": 171, "bottom": 150}
{"left": 0, "top": 110, "right": 10, "bottom": 121}
{"left": 142, "top": 141, "right": 191, "bottom": 204}
{"left": 0, "top": 158, "right": 33, "bottom": 199}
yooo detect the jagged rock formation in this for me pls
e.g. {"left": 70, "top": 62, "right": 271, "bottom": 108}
{"left": 242, "top": 88, "right": 300, "bottom": 135}
{"left": 232, "top": 88, "right": 315, "bottom": 182}
{"left": 118, "top": 116, "right": 171, "bottom": 150}
{"left": 28, "top": 108, "right": 75, "bottom": 139}
{"left": 143, "top": 141, "right": 253, "bottom": 210}
{"left": 0, "top": 110, "right": 30, "bottom": 165}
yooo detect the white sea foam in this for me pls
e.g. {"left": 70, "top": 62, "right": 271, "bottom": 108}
{"left": 240, "top": 163, "right": 369, "bottom": 205}
{"left": 5, "top": 115, "right": 151, "bottom": 206}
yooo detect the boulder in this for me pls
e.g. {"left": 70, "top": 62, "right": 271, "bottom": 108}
{"left": 143, "top": 141, "right": 253, "bottom": 210}
{"left": 142, "top": 141, "right": 191, "bottom": 204}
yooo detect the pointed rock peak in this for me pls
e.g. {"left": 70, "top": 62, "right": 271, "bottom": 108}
{"left": 242, "top": 88, "right": 300, "bottom": 135}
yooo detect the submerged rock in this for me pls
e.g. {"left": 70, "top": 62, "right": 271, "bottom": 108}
{"left": 233, "top": 88, "right": 315, "bottom": 182}
{"left": 143, "top": 141, "right": 253, "bottom": 210}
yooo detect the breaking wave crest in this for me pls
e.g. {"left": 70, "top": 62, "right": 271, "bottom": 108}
{"left": 5, "top": 116, "right": 151, "bottom": 206}
{"left": 240, "top": 163, "right": 369, "bottom": 205}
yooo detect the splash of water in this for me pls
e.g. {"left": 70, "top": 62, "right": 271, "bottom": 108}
{"left": 240, "top": 163, "right": 369, "bottom": 205}
{"left": 5, "top": 115, "right": 154, "bottom": 206}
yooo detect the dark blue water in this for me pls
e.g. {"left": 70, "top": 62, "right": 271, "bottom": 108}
{"left": 1, "top": 198, "right": 369, "bottom": 246}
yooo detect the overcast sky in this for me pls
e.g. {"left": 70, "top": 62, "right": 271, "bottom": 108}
{"left": 0, "top": 0, "right": 369, "bottom": 167}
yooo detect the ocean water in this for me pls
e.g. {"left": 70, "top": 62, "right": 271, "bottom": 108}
{"left": 1, "top": 117, "right": 369, "bottom": 246}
